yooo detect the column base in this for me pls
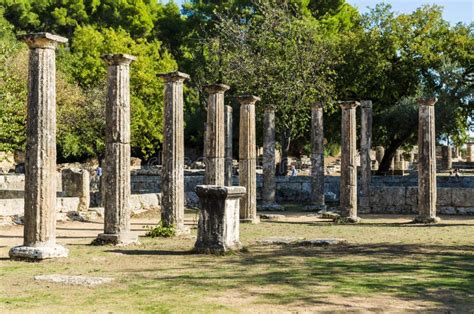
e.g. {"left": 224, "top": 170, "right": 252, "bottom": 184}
{"left": 194, "top": 241, "right": 243, "bottom": 254}
{"left": 334, "top": 216, "right": 361, "bottom": 224}
{"left": 9, "top": 243, "right": 69, "bottom": 261}
{"left": 259, "top": 203, "right": 284, "bottom": 211}
{"left": 240, "top": 217, "right": 260, "bottom": 224}
{"left": 412, "top": 216, "right": 441, "bottom": 224}
{"left": 175, "top": 225, "right": 191, "bottom": 236}
{"left": 92, "top": 232, "right": 139, "bottom": 246}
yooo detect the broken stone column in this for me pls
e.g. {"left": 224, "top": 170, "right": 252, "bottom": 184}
{"left": 467, "top": 143, "right": 474, "bottom": 162}
{"left": 9, "top": 33, "right": 69, "bottom": 261}
{"left": 159, "top": 71, "right": 190, "bottom": 233}
{"left": 204, "top": 84, "right": 229, "bottom": 186}
{"left": 394, "top": 149, "right": 405, "bottom": 171}
{"left": 414, "top": 98, "right": 440, "bottom": 224}
{"left": 95, "top": 54, "right": 138, "bottom": 245}
{"left": 262, "top": 106, "right": 279, "bottom": 209}
{"left": 62, "top": 168, "right": 90, "bottom": 211}
{"left": 311, "top": 102, "right": 325, "bottom": 210}
{"left": 360, "top": 100, "right": 372, "bottom": 210}
{"left": 238, "top": 95, "right": 260, "bottom": 223}
{"left": 339, "top": 101, "right": 360, "bottom": 223}
{"left": 224, "top": 105, "right": 233, "bottom": 186}
{"left": 194, "top": 185, "right": 246, "bottom": 253}
{"left": 441, "top": 146, "right": 452, "bottom": 170}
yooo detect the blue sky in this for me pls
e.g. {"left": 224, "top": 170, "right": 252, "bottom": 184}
{"left": 170, "top": 0, "right": 473, "bottom": 24}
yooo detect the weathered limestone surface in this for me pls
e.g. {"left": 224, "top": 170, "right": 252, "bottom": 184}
{"left": 375, "top": 146, "right": 385, "bottom": 165}
{"left": 224, "top": 105, "right": 233, "bottom": 186}
{"left": 95, "top": 54, "right": 138, "bottom": 245}
{"left": 34, "top": 275, "right": 114, "bottom": 287}
{"left": 62, "top": 168, "right": 90, "bottom": 211}
{"left": 441, "top": 146, "right": 452, "bottom": 170}
{"left": 262, "top": 106, "right": 277, "bottom": 205}
{"left": 9, "top": 33, "right": 69, "bottom": 261}
{"left": 238, "top": 95, "right": 260, "bottom": 223}
{"left": 467, "top": 143, "right": 474, "bottom": 162}
{"left": 415, "top": 98, "right": 440, "bottom": 224}
{"left": 204, "top": 84, "right": 229, "bottom": 186}
{"left": 339, "top": 101, "right": 360, "bottom": 223}
{"left": 311, "top": 103, "right": 325, "bottom": 209}
{"left": 159, "top": 71, "right": 190, "bottom": 233}
{"left": 194, "top": 185, "right": 245, "bottom": 253}
{"left": 360, "top": 100, "right": 372, "bottom": 210}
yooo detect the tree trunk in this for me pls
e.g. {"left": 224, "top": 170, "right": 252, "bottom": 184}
{"left": 377, "top": 138, "right": 405, "bottom": 175}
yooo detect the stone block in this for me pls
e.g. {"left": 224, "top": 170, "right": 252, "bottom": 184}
{"left": 61, "top": 168, "right": 90, "bottom": 211}
{"left": 194, "top": 185, "right": 246, "bottom": 253}
{"left": 452, "top": 188, "right": 474, "bottom": 207}
{"left": 370, "top": 186, "right": 405, "bottom": 207}
{"left": 406, "top": 187, "right": 418, "bottom": 206}
{"left": 437, "top": 188, "right": 452, "bottom": 206}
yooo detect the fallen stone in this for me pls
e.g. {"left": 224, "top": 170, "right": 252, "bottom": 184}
{"left": 257, "top": 237, "right": 303, "bottom": 245}
{"left": 66, "top": 211, "right": 98, "bottom": 222}
{"left": 321, "top": 212, "right": 340, "bottom": 219}
{"left": 34, "top": 275, "right": 114, "bottom": 287}
{"left": 296, "top": 238, "right": 348, "bottom": 246}
{"left": 259, "top": 214, "right": 285, "bottom": 221}
{"left": 259, "top": 203, "right": 284, "bottom": 211}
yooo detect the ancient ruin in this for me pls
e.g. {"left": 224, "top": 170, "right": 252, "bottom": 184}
{"left": 311, "top": 102, "right": 325, "bottom": 209}
{"left": 262, "top": 106, "right": 280, "bottom": 209}
{"left": 360, "top": 100, "right": 372, "bottom": 210}
{"left": 9, "top": 33, "right": 69, "bottom": 260}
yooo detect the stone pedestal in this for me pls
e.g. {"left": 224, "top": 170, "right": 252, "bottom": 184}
{"left": 394, "top": 150, "right": 406, "bottom": 172}
{"left": 360, "top": 100, "right": 372, "bottom": 210}
{"left": 375, "top": 146, "right": 385, "bottom": 165}
{"left": 441, "top": 146, "right": 452, "bottom": 170}
{"left": 95, "top": 54, "right": 138, "bottom": 245}
{"left": 339, "top": 101, "right": 360, "bottom": 223}
{"left": 159, "top": 71, "right": 190, "bottom": 234}
{"left": 311, "top": 102, "right": 325, "bottom": 210}
{"left": 62, "top": 168, "right": 90, "bottom": 211}
{"left": 9, "top": 33, "right": 69, "bottom": 261}
{"left": 238, "top": 95, "right": 260, "bottom": 223}
{"left": 262, "top": 106, "right": 280, "bottom": 209}
{"left": 194, "top": 185, "right": 246, "bottom": 253}
{"left": 414, "top": 98, "right": 440, "bottom": 224}
{"left": 224, "top": 105, "right": 233, "bottom": 186}
{"left": 204, "top": 84, "right": 229, "bottom": 185}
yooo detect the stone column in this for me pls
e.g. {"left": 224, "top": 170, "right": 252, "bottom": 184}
{"left": 311, "top": 102, "right": 325, "bottom": 209}
{"left": 95, "top": 54, "right": 138, "bottom": 245}
{"left": 203, "top": 84, "right": 229, "bottom": 185}
{"left": 441, "top": 146, "right": 452, "bottom": 170}
{"left": 159, "top": 71, "right": 190, "bottom": 233}
{"left": 360, "top": 100, "right": 372, "bottom": 210}
{"left": 338, "top": 101, "right": 360, "bottom": 223}
{"left": 262, "top": 106, "right": 278, "bottom": 207}
{"left": 9, "top": 33, "right": 69, "bottom": 261}
{"left": 414, "top": 98, "right": 440, "bottom": 223}
{"left": 394, "top": 149, "right": 405, "bottom": 171}
{"left": 238, "top": 95, "right": 260, "bottom": 223}
{"left": 62, "top": 168, "right": 90, "bottom": 212}
{"left": 194, "top": 185, "right": 246, "bottom": 253}
{"left": 466, "top": 143, "right": 473, "bottom": 162}
{"left": 224, "top": 105, "right": 233, "bottom": 186}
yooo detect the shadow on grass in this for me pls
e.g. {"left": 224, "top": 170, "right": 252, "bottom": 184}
{"left": 106, "top": 249, "right": 194, "bottom": 256}
{"left": 266, "top": 220, "right": 474, "bottom": 228}
{"left": 122, "top": 242, "right": 474, "bottom": 310}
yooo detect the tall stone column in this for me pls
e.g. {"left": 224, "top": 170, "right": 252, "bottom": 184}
{"left": 203, "top": 84, "right": 229, "bottom": 185}
{"left": 224, "top": 105, "right": 233, "bottom": 186}
{"left": 311, "top": 102, "right": 325, "bottom": 209}
{"left": 262, "top": 106, "right": 278, "bottom": 207}
{"left": 414, "top": 98, "right": 440, "bottom": 223}
{"left": 95, "top": 54, "right": 138, "bottom": 245}
{"left": 159, "top": 71, "right": 190, "bottom": 233}
{"left": 441, "top": 146, "right": 452, "bottom": 170}
{"left": 465, "top": 143, "right": 473, "bottom": 162}
{"left": 360, "top": 100, "right": 372, "bottom": 210}
{"left": 238, "top": 95, "right": 260, "bottom": 223}
{"left": 9, "top": 33, "right": 69, "bottom": 260}
{"left": 339, "top": 101, "right": 360, "bottom": 223}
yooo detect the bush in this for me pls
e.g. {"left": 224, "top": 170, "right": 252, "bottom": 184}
{"left": 145, "top": 222, "right": 176, "bottom": 238}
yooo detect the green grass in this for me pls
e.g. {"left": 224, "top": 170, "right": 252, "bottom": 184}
{"left": 1, "top": 215, "right": 473, "bottom": 312}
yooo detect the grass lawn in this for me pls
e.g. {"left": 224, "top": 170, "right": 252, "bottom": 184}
{"left": 0, "top": 213, "right": 473, "bottom": 313}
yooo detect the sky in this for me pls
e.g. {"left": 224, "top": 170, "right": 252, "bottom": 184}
{"left": 171, "top": 0, "right": 473, "bottom": 24}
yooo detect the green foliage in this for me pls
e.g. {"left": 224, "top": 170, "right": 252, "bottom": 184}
{"left": 145, "top": 222, "right": 176, "bottom": 238}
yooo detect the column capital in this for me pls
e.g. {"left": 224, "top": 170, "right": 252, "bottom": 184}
{"left": 18, "top": 32, "right": 68, "bottom": 49}
{"left": 339, "top": 101, "right": 360, "bottom": 109}
{"left": 225, "top": 105, "right": 233, "bottom": 113}
{"left": 264, "top": 104, "right": 276, "bottom": 112}
{"left": 360, "top": 100, "right": 372, "bottom": 108}
{"left": 102, "top": 54, "right": 136, "bottom": 66}
{"left": 204, "top": 84, "right": 230, "bottom": 94}
{"left": 418, "top": 97, "right": 438, "bottom": 106}
{"left": 237, "top": 95, "right": 260, "bottom": 106}
{"left": 312, "top": 102, "right": 324, "bottom": 110}
{"left": 158, "top": 71, "right": 190, "bottom": 82}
